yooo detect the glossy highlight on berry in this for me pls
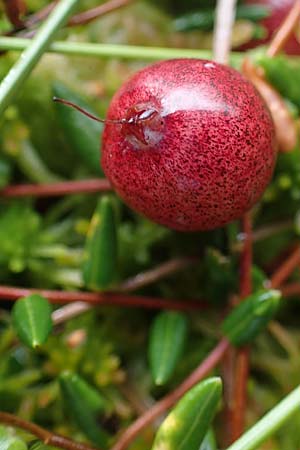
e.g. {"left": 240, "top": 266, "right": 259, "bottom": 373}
{"left": 101, "top": 58, "right": 277, "bottom": 232}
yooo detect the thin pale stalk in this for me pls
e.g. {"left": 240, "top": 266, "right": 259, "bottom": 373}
{"left": 226, "top": 386, "right": 300, "bottom": 450}
{"left": 112, "top": 339, "right": 229, "bottom": 450}
{"left": 0, "top": 0, "right": 80, "bottom": 115}
{"left": 0, "top": 36, "right": 244, "bottom": 62}
{"left": 213, "top": 0, "right": 237, "bottom": 64}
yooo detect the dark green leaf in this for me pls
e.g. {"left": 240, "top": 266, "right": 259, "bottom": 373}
{"left": 152, "top": 377, "right": 222, "bottom": 450}
{"left": 174, "top": 4, "right": 270, "bottom": 32}
{"left": 222, "top": 290, "right": 281, "bottom": 346}
{"left": 149, "top": 311, "right": 188, "bottom": 385}
{"left": 53, "top": 82, "right": 103, "bottom": 174}
{"left": 12, "top": 294, "right": 52, "bottom": 348}
{"left": 59, "top": 371, "right": 110, "bottom": 448}
{"left": 82, "top": 196, "right": 118, "bottom": 291}
{"left": 0, "top": 158, "right": 12, "bottom": 188}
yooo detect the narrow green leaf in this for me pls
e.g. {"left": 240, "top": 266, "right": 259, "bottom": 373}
{"left": 149, "top": 311, "right": 188, "bottom": 385}
{"left": 82, "top": 196, "right": 118, "bottom": 291}
{"left": 53, "top": 82, "right": 103, "bottom": 174}
{"left": 0, "top": 426, "right": 27, "bottom": 450}
{"left": 0, "top": 0, "right": 80, "bottom": 115}
{"left": 152, "top": 377, "right": 222, "bottom": 450}
{"left": 200, "top": 430, "right": 217, "bottom": 450}
{"left": 12, "top": 294, "right": 52, "bottom": 348}
{"left": 222, "top": 290, "right": 281, "bottom": 346}
{"left": 59, "top": 371, "right": 110, "bottom": 448}
{"left": 226, "top": 386, "right": 300, "bottom": 450}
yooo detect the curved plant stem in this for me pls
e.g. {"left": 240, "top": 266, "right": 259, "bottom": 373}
{"left": 0, "top": 411, "right": 97, "bottom": 450}
{"left": 270, "top": 245, "right": 300, "bottom": 289}
{"left": 225, "top": 386, "right": 300, "bottom": 450}
{"left": 267, "top": 0, "right": 300, "bottom": 57}
{"left": 1, "top": 178, "right": 112, "bottom": 197}
{"left": 111, "top": 339, "right": 229, "bottom": 450}
{"left": 0, "top": 284, "right": 207, "bottom": 311}
{"left": 228, "top": 213, "right": 253, "bottom": 443}
{"left": 213, "top": 0, "right": 237, "bottom": 64}
{"left": 0, "top": 36, "right": 244, "bottom": 63}
{"left": 0, "top": 0, "right": 80, "bottom": 116}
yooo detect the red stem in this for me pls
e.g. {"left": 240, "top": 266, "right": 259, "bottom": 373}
{"left": 227, "top": 213, "right": 253, "bottom": 444}
{"left": 111, "top": 339, "right": 229, "bottom": 450}
{"left": 0, "top": 179, "right": 112, "bottom": 198}
{"left": 0, "top": 411, "right": 97, "bottom": 450}
{"left": 0, "top": 284, "right": 207, "bottom": 311}
{"left": 270, "top": 245, "right": 300, "bottom": 289}
{"left": 280, "top": 282, "right": 300, "bottom": 297}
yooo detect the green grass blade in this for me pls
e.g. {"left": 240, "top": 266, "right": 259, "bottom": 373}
{"left": 226, "top": 386, "right": 300, "bottom": 450}
{"left": 0, "top": 0, "right": 80, "bottom": 116}
{"left": 0, "top": 36, "right": 245, "bottom": 64}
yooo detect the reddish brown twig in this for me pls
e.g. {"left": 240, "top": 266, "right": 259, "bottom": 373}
{"left": 9, "top": 0, "right": 133, "bottom": 35}
{"left": 281, "top": 282, "right": 300, "bottom": 297}
{"left": 0, "top": 284, "right": 207, "bottom": 311}
{"left": 111, "top": 339, "right": 229, "bottom": 450}
{"left": 24, "top": 2, "right": 57, "bottom": 28}
{"left": 270, "top": 245, "right": 300, "bottom": 289}
{"left": 226, "top": 213, "right": 253, "bottom": 444}
{"left": 0, "top": 411, "right": 97, "bottom": 450}
{"left": 68, "top": 0, "right": 134, "bottom": 26}
{"left": 0, "top": 179, "right": 112, "bottom": 198}
{"left": 267, "top": 0, "right": 300, "bottom": 57}
{"left": 119, "top": 257, "right": 196, "bottom": 292}
{"left": 239, "top": 213, "right": 253, "bottom": 299}
{"left": 52, "top": 258, "right": 198, "bottom": 324}
{"left": 3, "top": 0, "right": 26, "bottom": 28}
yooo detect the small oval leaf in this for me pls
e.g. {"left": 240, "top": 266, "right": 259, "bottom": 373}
{"left": 151, "top": 377, "right": 222, "bottom": 450}
{"left": 59, "top": 371, "right": 110, "bottom": 448}
{"left": 222, "top": 289, "right": 281, "bottom": 346}
{"left": 149, "top": 311, "right": 188, "bottom": 385}
{"left": 12, "top": 294, "right": 52, "bottom": 349}
{"left": 82, "top": 196, "right": 118, "bottom": 291}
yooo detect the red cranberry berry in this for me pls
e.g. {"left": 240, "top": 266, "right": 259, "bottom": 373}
{"left": 101, "top": 58, "right": 277, "bottom": 232}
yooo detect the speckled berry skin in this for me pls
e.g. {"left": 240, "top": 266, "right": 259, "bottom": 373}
{"left": 242, "top": 0, "right": 300, "bottom": 55}
{"left": 101, "top": 58, "right": 276, "bottom": 231}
